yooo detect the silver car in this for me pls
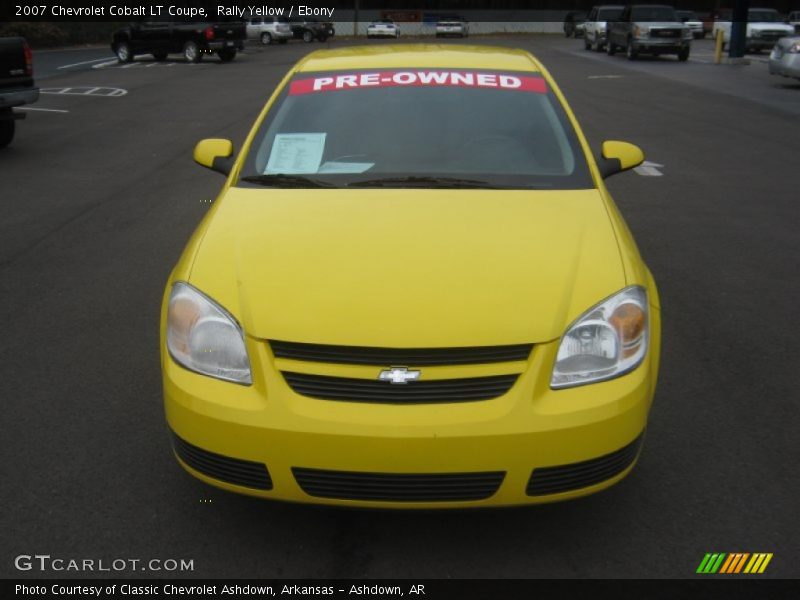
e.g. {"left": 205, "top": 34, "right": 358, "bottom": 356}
{"left": 436, "top": 17, "right": 469, "bottom": 38}
{"left": 246, "top": 16, "right": 292, "bottom": 45}
{"left": 769, "top": 36, "right": 800, "bottom": 81}
{"left": 584, "top": 5, "right": 624, "bottom": 52}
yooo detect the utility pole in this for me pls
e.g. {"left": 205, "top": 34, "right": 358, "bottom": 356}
{"left": 729, "top": 0, "right": 749, "bottom": 59}
{"left": 353, "top": 0, "right": 360, "bottom": 37}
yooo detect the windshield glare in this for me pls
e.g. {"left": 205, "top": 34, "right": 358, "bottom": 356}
{"left": 631, "top": 7, "right": 677, "bottom": 21}
{"left": 239, "top": 69, "right": 592, "bottom": 189}
{"left": 599, "top": 8, "right": 623, "bottom": 20}
{"left": 749, "top": 10, "right": 782, "bottom": 23}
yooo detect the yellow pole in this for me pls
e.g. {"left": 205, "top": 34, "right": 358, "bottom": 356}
{"left": 714, "top": 28, "right": 724, "bottom": 64}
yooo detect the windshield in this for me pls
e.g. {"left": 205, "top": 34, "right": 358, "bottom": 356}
{"left": 631, "top": 6, "right": 677, "bottom": 21}
{"left": 749, "top": 10, "right": 782, "bottom": 23}
{"left": 598, "top": 8, "right": 624, "bottom": 21}
{"left": 238, "top": 69, "right": 592, "bottom": 189}
{"left": 676, "top": 11, "right": 697, "bottom": 21}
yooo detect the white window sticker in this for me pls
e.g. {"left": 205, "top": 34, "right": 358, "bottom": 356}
{"left": 317, "top": 161, "right": 375, "bottom": 174}
{"left": 265, "top": 133, "right": 326, "bottom": 174}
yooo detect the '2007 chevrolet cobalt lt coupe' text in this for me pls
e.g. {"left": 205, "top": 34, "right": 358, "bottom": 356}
{"left": 162, "top": 45, "right": 661, "bottom": 507}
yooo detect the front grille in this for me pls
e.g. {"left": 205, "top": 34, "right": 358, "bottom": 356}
{"left": 171, "top": 432, "right": 272, "bottom": 490}
{"left": 270, "top": 340, "right": 533, "bottom": 366}
{"left": 652, "top": 28, "right": 680, "bottom": 38}
{"left": 282, "top": 371, "right": 518, "bottom": 403}
{"left": 759, "top": 31, "right": 785, "bottom": 41}
{"left": 526, "top": 434, "right": 643, "bottom": 496}
{"left": 293, "top": 467, "right": 505, "bottom": 501}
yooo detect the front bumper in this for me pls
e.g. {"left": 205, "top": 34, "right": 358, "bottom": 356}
{"left": 632, "top": 38, "right": 691, "bottom": 53}
{"left": 0, "top": 86, "right": 39, "bottom": 109}
{"left": 162, "top": 309, "right": 660, "bottom": 508}
{"left": 769, "top": 53, "right": 800, "bottom": 79}
{"left": 748, "top": 37, "right": 789, "bottom": 51}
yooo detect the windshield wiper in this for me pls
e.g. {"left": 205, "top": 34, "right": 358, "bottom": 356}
{"left": 348, "top": 176, "right": 498, "bottom": 189}
{"left": 240, "top": 174, "right": 336, "bottom": 188}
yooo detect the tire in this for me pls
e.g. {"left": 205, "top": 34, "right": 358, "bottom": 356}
{"left": 302, "top": 30, "right": 314, "bottom": 43}
{"left": 152, "top": 52, "right": 168, "bottom": 61}
{"left": 260, "top": 32, "right": 272, "bottom": 45}
{"left": 183, "top": 41, "right": 202, "bottom": 63}
{"left": 585, "top": 38, "right": 591, "bottom": 50}
{"left": 218, "top": 48, "right": 236, "bottom": 62}
{"left": 115, "top": 41, "right": 133, "bottom": 63}
{"left": 678, "top": 47, "right": 690, "bottom": 62}
{"left": 0, "top": 116, "right": 14, "bottom": 149}
{"left": 626, "top": 42, "right": 638, "bottom": 60}
{"left": 606, "top": 41, "right": 616, "bottom": 55}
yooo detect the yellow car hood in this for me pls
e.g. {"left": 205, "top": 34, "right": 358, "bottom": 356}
{"left": 189, "top": 188, "right": 625, "bottom": 346}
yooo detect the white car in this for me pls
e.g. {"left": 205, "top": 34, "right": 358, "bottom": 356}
{"left": 713, "top": 8, "right": 794, "bottom": 53}
{"left": 246, "top": 16, "right": 292, "bottom": 45}
{"left": 367, "top": 20, "right": 400, "bottom": 39}
{"left": 769, "top": 36, "right": 800, "bottom": 80}
{"left": 436, "top": 17, "right": 469, "bottom": 38}
{"left": 676, "top": 10, "right": 704, "bottom": 39}
{"left": 583, "top": 5, "right": 624, "bottom": 52}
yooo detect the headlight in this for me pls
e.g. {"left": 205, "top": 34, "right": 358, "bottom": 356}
{"left": 551, "top": 286, "right": 648, "bottom": 389}
{"left": 751, "top": 30, "right": 761, "bottom": 38}
{"left": 788, "top": 42, "right": 800, "bottom": 53}
{"left": 683, "top": 28, "right": 693, "bottom": 39}
{"left": 166, "top": 282, "right": 252, "bottom": 385}
{"left": 634, "top": 25, "right": 650, "bottom": 38}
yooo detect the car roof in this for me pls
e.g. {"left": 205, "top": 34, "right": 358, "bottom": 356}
{"left": 296, "top": 44, "right": 542, "bottom": 73}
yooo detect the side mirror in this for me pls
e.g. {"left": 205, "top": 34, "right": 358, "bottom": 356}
{"left": 597, "top": 140, "right": 644, "bottom": 178}
{"left": 193, "top": 138, "right": 234, "bottom": 175}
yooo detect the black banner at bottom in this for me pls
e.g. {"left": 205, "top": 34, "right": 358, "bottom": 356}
{"left": 4, "top": 579, "right": 799, "bottom": 600}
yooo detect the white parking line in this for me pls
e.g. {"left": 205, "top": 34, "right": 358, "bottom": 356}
{"left": 17, "top": 106, "right": 69, "bottom": 113}
{"left": 92, "top": 59, "right": 120, "bottom": 69}
{"left": 41, "top": 86, "right": 128, "bottom": 97}
{"left": 588, "top": 75, "right": 624, "bottom": 79}
{"left": 57, "top": 57, "right": 115, "bottom": 69}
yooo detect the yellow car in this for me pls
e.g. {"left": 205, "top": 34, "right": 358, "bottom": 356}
{"left": 161, "top": 45, "right": 661, "bottom": 507}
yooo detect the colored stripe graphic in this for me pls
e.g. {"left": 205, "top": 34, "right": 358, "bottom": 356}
{"left": 698, "top": 552, "right": 773, "bottom": 574}
{"left": 743, "top": 553, "right": 773, "bottom": 574}
{"left": 697, "top": 553, "right": 727, "bottom": 574}
{"left": 719, "top": 553, "right": 750, "bottom": 573}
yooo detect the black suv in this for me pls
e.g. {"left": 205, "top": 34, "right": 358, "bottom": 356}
{"left": 290, "top": 18, "right": 335, "bottom": 42}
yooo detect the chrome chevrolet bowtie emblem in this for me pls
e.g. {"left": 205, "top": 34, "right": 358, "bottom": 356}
{"left": 378, "top": 367, "right": 421, "bottom": 384}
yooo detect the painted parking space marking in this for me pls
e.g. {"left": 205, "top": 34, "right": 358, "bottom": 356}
{"left": 95, "top": 61, "right": 180, "bottom": 70}
{"left": 17, "top": 106, "right": 69, "bottom": 113}
{"left": 588, "top": 74, "right": 624, "bottom": 79}
{"left": 41, "top": 86, "right": 128, "bottom": 97}
{"left": 92, "top": 59, "right": 121, "bottom": 69}
{"left": 57, "top": 56, "right": 116, "bottom": 70}
{"left": 634, "top": 161, "right": 665, "bottom": 176}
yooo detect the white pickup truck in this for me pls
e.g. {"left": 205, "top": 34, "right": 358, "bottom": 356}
{"left": 712, "top": 8, "right": 795, "bottom": 53}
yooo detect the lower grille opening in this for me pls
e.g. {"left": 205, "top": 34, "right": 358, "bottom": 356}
{"left": 171, "top": 432, "right": 273, "bottom": 490}
{"left": 293, "top": 467, "right": 505, "bottom": 502}
{"left": 526, "top": 434, "right": 643, "bottom": 496}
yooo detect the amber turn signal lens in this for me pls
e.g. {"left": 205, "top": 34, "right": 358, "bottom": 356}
{"left": 610, "top": 302, "right": 645, "bottom": 357}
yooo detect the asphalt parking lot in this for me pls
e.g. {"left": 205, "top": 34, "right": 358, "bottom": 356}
{"left": 2, "top": 35, "right": 798, "bottom": 579}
